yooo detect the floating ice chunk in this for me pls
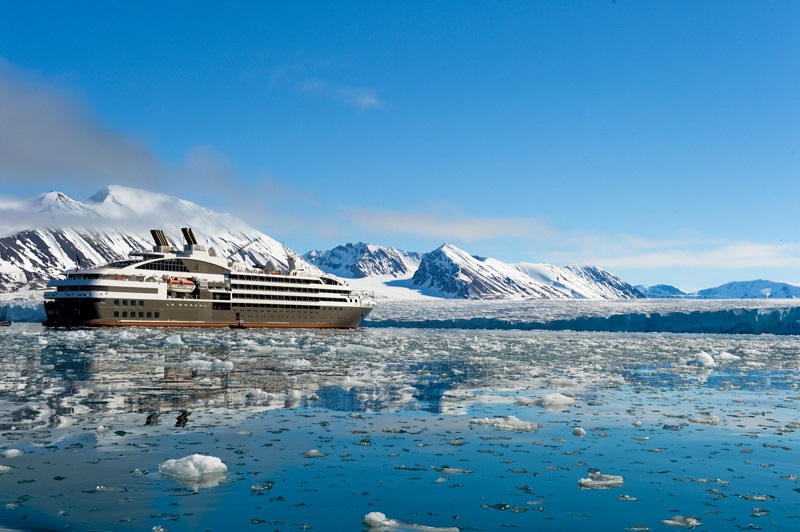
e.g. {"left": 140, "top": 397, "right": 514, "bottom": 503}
{"left": 158, "top": 454, "right": 227, "bottom": 487}
{"left": 182, "top": 359, "right": 212, "bottom": 370}
{"left": 363, "top": 511, "right": 459, "bottom": 531}
{"left": 0, "top": 465, "right": 11, "bottom": 473}
{"left": 285, "top": 390, "right": 303, "bottom": 407}
{"left": 633, "top": 421, "right": 643, "bottom": 428}
{"left": 693, "top": 352, "right": 716, "bottom": 368}
{"left": 1, "top": 449, "right": 22, "bottom": 458}
{"left": 515, "top": 396, "right": 535, "bottom": 406}
{"left": 165, "top": 334, "right": 183, "bottom": 345}
{"left": 662, "top": 515, "right": 701, "bottom": 528}
{"left": 437, "top": 466, "right": 474, "bottom": 475}
{"left": 689, "top": 416, "right": 720, "bottom": 426}
{"left": 572, "top": 427, "right": 586, "bottom": 438}
{"left": 470, "top": 415, "right": 541, "bottom": 431}
{"left": 604, "top": 375, "right": 626, "bottom": 387}
{"left": 301, "top": 449, "right": 327, "bottom": 458}
{"left": 578, "top": 471, "right": 624, "bottom": 489}
{"left": 96, "top": 425, "right": 108, "bottom": 434}
{"left": 786, "top": 420, "right": 800, "bottom": 429}
{"left": 364, "top": 512, "right": 399, "bottom": 529}
{"left": 538, "top": 393, "right": 575, "bottom": 410}
{"left": 283, "top": 358, "right": 312, "bottom": 369}
{"left": 245, "top": 388, "right": 274, "bottom": 401}
{"left": 210, "top": 359, "right": 233, "bottom": 371}
{"left": 715, "top": 351, "right": 741, "bottom": 362}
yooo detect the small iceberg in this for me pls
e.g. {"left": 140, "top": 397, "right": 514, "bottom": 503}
{"left": 693, "top": 351, "right": 716, "bottom": 368}
{"left": 578, "top": 471, "right": 624, "bottom": 489}
{"left": 662, "top": 515, "right": 701, "bottom": 528}
{"left": 301, "top": 449, "right": 327, "bottom": 458}
{"left": 158, "top": 454, "right": 227, "bottom": 488}
{"left": 537, "top": 393, "right": 575, "bottom": 410}
{"left": 363, "top": 511, "right": 459, "bottom": 531}
{"left": 1, "top": 449, "right": 22, "bottom": 458}
{"left": 688, "top": 415, "right": 720, "bottom": 426}
{"left": 470, "top": 415, "right": 541, "bottom": 431}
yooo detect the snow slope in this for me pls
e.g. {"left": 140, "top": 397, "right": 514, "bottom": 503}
{"left": 696, "top": 280, "right": 800, "bottom": 299}
{"left": 0, "top": 185, "right": 303, "bottom": 291}
{"left": 410, "top": 243, "right": 568, "bottom": 299}
{"left": 309, "top": 241, "right": 643, "bottom": 301}
{"left": 304, "top": 242, "right": 421, "bottom": 278}
{"left": 635, "top": 284, "right": 691, "bottom": 298}
{"left": 515, "top": 263, "right": 643, "bottom": 299}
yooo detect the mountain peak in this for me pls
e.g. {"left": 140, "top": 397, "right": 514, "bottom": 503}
{"left": 28, "top": 191, "right": 98, "bottom": 217}
{"left": 1, "top": 184, "right": 295, "bottom": 285}
{"left": 304, "top": 242, "right": 421, "bottom": 278}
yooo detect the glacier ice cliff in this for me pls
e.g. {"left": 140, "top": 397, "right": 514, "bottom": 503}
{"left": 365, "top": 300, "right": 800, "bottom": 335}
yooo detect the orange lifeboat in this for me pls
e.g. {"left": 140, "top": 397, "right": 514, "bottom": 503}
{"left": 167, "top": 277, "right": 196, "bottom": 293}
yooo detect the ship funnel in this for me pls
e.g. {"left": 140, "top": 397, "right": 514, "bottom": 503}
{"left": 150, "top": 229, "right": 169, "bottom": 247}
{"left": 150, "top": 229, "right": 177, "bottom": 253}
{"left": 180, "top": 227, "right": 206, "bottom": 254}
{"left": 181, "top": 227, "right": 199, "bottom": 245}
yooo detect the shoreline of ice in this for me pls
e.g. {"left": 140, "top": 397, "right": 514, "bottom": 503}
{"left": 366, "top": 299, "right": 800, "bottom": 335}
{"left": 4, "top": 290, "right": 800, "bottom": 335}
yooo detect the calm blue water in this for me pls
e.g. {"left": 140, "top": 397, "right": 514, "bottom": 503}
{"left": 1, "top": 322, "right": 800, "bottom": 531}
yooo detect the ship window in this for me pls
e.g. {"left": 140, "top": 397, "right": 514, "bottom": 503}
{"left": 155, "top": 312, "right": 160, "bottom": 318}
{"left": 139, "top": 312, "right": 144, "bottom": 318}
{"left": 114, "top": 311, "right": 119, "bottom": 317}
{"left": 135, "top": 259, "right": 190, "bottom": 272}
{"left": 114, "top": 299, "right": 119, "bottom": 306}
{"left": 139, "top": 300, "right": 145, "bottom": 306}
{"left": 122, "top": 311, "right": 128, "bottom": 317}
{"left": 146, "top": 312, "right": 152, "bottom": 318}
{"left": 122, "top": 300, "right": 127, "bottom": 306}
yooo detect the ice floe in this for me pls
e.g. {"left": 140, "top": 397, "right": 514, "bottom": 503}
{"left": 158, "top": 454, "right": 227, "bottom": 488}
{"left": 537, "top": 393, "right": 575, "bottom": 410}
{"left": 470, "top": 415, "right": 541, "bottom": 431}
{"left": 688, "top": 415, "right": 721, "bottom": 425}
{"left": 301, "top": 449, "right": 327, "bottom": 458}
{"left": 363, "top": 511, "right": 459, "bottom": 531}
{"left": 662, "top": 515, "right": 701, "bottom": 528}
{"left": 364, "top": 512, "right": 399, "bottom": 528}
{"left": 578, "top": 471, "right": 624, "bottom": 489}
{"left": 693, "top": 351, "right": 717, "bottom": 368}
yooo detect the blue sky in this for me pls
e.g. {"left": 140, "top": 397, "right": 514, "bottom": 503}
{"left": 1, "top": 1, "right": 798, "bottom": 291}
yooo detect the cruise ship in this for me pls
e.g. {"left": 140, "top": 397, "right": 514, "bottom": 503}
{"left": 44, "top": 228, "right": 375, "bottom": 328}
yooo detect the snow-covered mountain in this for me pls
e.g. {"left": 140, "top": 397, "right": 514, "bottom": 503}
{"left": 308, "top": 241, "right": 643, "bottom": 300}
{"left": 0, "top": 185, "right": 300, "bottom": 291}
{"left": 5, "top": 185, "right": 796, "bottom": 302}
{"left": 635, "top": 284, "right": 691, "bottom": 298}
{"left": 516, "top": 263, "right": 643, "bottom": 299}
{"left": 304, "top": 243, "right": 422, "bottom": 278}
{"left": 410, "top": 243, "right": 568, "bottom": 299}
{"left": 636, "top": 281, "right": 800, "bottom": 299}
{"left": 696, "top": 280, "right": 800, "bottom": 299}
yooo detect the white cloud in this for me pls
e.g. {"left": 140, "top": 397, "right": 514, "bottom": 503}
{"left": 298, "top": 78, "right": 383, "bottom": 110}
{"left": 598, "top": 241, "right": 800, "bottom": 270}
{"left": 552, "top": 232, "right": 800, "bottom": 271}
